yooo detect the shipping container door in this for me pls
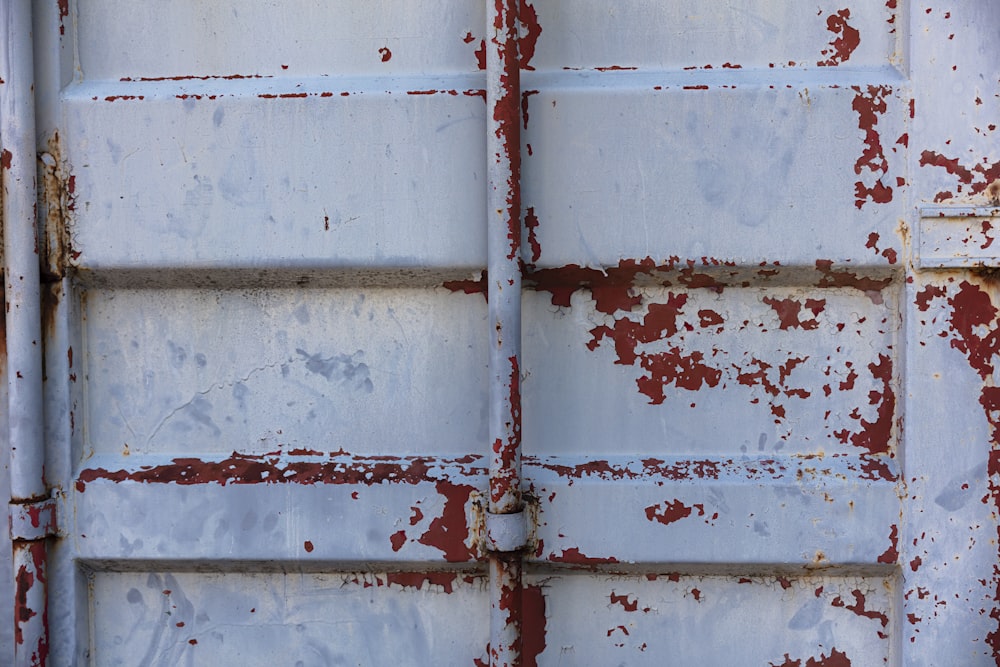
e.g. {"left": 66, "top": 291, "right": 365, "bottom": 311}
{"left": 10, "top": 1, "right": 1000, "bottom": 664}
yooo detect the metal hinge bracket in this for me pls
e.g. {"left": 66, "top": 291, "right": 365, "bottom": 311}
{"left": 9, "top": 497, "right": 58, "bottom": 541}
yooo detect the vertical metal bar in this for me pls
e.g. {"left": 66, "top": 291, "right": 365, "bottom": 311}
{"left": 486, "top": 0, "right": 523, "bottom": 664}
{"left": 1, "top": 1, "right": 50, "bottom": 664}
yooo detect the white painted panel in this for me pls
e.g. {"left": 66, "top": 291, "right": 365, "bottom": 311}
{"left": 90, "top": 571, "right": 489, "bottom": 665}
{"left": 76, "top": 0, "right": 486, "bottom": 79}
{"left": 82, "top": 287, "right": 487, "bottom": 457}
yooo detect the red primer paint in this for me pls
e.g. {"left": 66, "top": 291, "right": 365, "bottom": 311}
{"left": 915, "top": 285, "right": 946, "bottom": 311}
{"left": 521, "top": 89, "right": 539, "bottom": 130}
{"left": 1, "top": 149, "right": 12, "bottom": 170}
{"left": 548, "top": 547, "right": 619, "bottom": 565}
{"left": 698, "top": 309, "right": 724, "bottom": 328}
{"left": 517, "top": 2, "right": 542, "bottom": 71}
{"left": 919, "top": 150, "right": 1000, "bottom": 200}
{"left": 443, "top": 273, "right": 488, "bottom": 299}
{"left": 589, "top": 293, "right": 688, "bottom": 364}
{"left": 878, "top": 524, "right": 899, "bottom": 565}
{"left": 417, "top": 480, "right": 476, "bottom": 562}
{"left": 852, "top": 85, "right": 894, "bottom": 209}
{"left": 409, "top": 506, "right": 424, "bottom": 526}
{"left": 831, "top": 590, "right": 889, "bottom": 627}
{"left": 818, "top": 9, "right": 861, "bottom": 66}
{"left": 610, "top": 592, "right": 638, "bottom": 612}
{"left": 384, "top": 572, "right": 458, "bottom": 593}
{"left": 815, "top": 260, "right": 892, "bottom": 301}
{"left": 848, "top": 354, "right": 894, "bottom": 455}
{"left": 522, "top": 584, "right": 546, "bottom": 667}
{"left": 770, "top": 650, "right": 852, "bottom": 667}
{"left": 644, "top": 499, "right": 694, "bottom": 526}
{"left": 762, "top": 296, "right": 825, "bottom": 330}
{"left": 303, "top": 540, "right": 314, "bottom": 552}
{"left": 379, "top": 47, "right": 392, "bottom": 62}
{"left": 390, "top": 530, "right": 406, "bottom": 551}
{"left": 524, "top": 207, "right": 541, "bottom": 263}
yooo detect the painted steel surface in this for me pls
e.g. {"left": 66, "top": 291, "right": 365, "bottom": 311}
{"left": 3, "top": 1, "right": 1000, "bottom": 665}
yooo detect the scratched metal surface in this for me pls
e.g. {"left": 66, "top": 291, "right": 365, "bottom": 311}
{"left": 6, "top": 0, "right": 1000, "bottom": 665}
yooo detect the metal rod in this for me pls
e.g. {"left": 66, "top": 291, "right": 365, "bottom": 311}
{"left": 486, "top": 0, "right": 524, "bottom": 663}
{"left": 2, "top": 1, "right": 51, "bottom": 663}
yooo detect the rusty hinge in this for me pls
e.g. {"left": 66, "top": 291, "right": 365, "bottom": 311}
{"left": 474, "top": 494, "right": 538, "bottom": 554}
{"left": 9, "top": 497, "right": 58, "bottom": 541}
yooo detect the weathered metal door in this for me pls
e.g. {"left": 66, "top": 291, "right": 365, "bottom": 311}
{"left": 4, "top": 1, "right": 1000, "bottom": 664}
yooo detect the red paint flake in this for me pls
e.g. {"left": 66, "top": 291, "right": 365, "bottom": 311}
{"left": 443, "top": 273, "right": 488, "bottom": 299}
{"left": 521, "top": 89, "right": 539, "bottom": 130}
{"left": 303, "top": 540, "right": 314, "bottom": 553}
{"left": 818, "top": 9, "right": 861, "bottom": 67}
{"left": 946, "top": 281, "right": 1000, "bottom": 379}
{"left": 475, "top": 40, "right": 487, "bottom": 71}
{"left": 548, "top": 547, "right": 619, "bottom": 565}
{"left": 524, "top": 207, "right": 542, "bottom": 263}
{"left": 644, "top": 499, "right": 694, "bottom": 526}
{"left": 384, "top": 572, "right": 458, "bottom": 593}
{"left": 417, "top": 480, "right": 476, "bottom": 562}
{"left": 409, "top": 506, "right": 424, "bottom": 526}
{"left": 14, "top": 564, "right": 36, "bottom": 645}
{"left": 915, "top": 285, "right": 946, "bottom": 311}
{"left": 1, "top": 149, "right": 13, "bottom": 170}
{"left": 770, "top": 650, "right": 852, "bottom": 667}
{"left": 390, "top": 530, "right": 407, "bottom": 552}
{"left": 595, "top": 66, "right": 638, "bottom": 72}
{"left": 523, "top": 584, "right": 546, "bottom": 667}
{"left": 691, "top": 588, "right": 702, "bottom": 601}
{"left": 919, "top": 150, "right": 1000, "bottom": 199}
{"left": 698, "top": 309, "right": 724, "bottom": 328}
{"left": 851, "top": 85, "right": 894, "bottom": 209}
{"left": 762, "top": 296, "right": 824, "bottom": 330}
{"left": 683, "top": 85, "right": 709, "bottom": 90}
{"left": 831, "top": 589, "right": 889, "bottom": 627}
{"left": 518, "top": 1, "right": 542, "bottom": 71}
{"left": 815, "top": 260, "right": 892, "bottom": 301}
{"left": 722, "top": 63, "right": 742, "bottom": 69}
{"left": 847, "top": 354, "right": 894, "bottom": 455}
{"left": 188, "top": 639, "right": 198, "bottom": 646}
{"left": 777, "top": 576, "right": 792, "bottom": 590}
{"left": 610, "top": 592, "right": 638, "bottom": 612}
{"left": 589, "top": 293, "right": 687, "bottom": 364}
{"left": 379, "top": 47, "right": 392, "bottom": 62}
{"left": 909, "top": 555, "right": 921, "bottom": 572}
{"left": 407, "top": 90, "right": 438, "bottom": 95}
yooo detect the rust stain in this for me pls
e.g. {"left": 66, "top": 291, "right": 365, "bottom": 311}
{"left": 379, "top": 47, "right": 392, "bottom": 62}
{"left": 1, "top": 149, "right": 12, "bottom": 170}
